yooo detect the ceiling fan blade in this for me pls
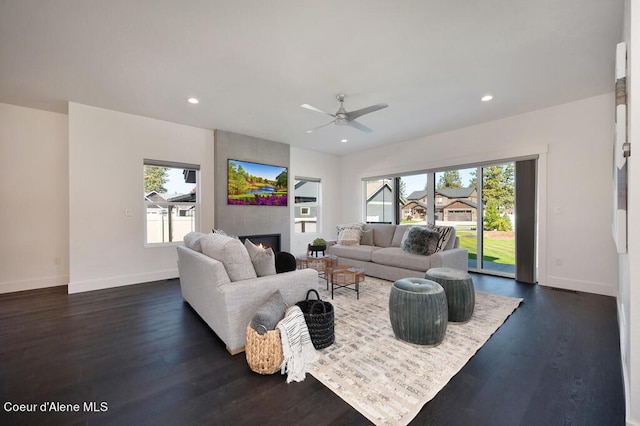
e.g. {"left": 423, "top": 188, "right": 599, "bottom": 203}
{"left": 301, "top": 103, "right": 336, "bottom": 117}
{"left": 305, "top": 121, "right": 335, "bottom": 133}
{"left": 348, "top": 120, "right": 373, "bottom": 133}
{"left": 345, "top": 103, "right": 388, "bottom": 121}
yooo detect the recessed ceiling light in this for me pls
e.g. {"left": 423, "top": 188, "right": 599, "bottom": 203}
{"left": 481, "top": 95, "right": 493, "bottom": 102}
{"left": 341, "top": 139, "right": 348, "bottom": 143}
{"left": 187, "top": 97, "right": 199, "bottom": 104}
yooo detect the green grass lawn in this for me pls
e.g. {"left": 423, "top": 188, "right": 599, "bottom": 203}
{"left": 457, "top": 230, "right": 515, "bottom": 265}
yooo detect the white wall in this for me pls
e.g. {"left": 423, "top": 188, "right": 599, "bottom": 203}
{"left": 68, "top": 103, "right": 214, "bottom": 293}
{"left": 339, "top": 94, "right": 618, "bottom": 297}
{"left": 0, "top": 103, "right": 69, "bottom": 293}
{"left": 290, "top": 147, "right": 341, "bottom": 255}
{"left": 621, "top": 0, "right": 639, "bottom": 423}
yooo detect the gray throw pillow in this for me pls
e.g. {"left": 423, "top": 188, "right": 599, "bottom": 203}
{"left": 360, "top": 227, "right": 374, "bottom": 245}
{"left": 244, "top": 239, "right": 277, "bottom": 277}
{"left": 401, "top": 226, "right": 439, "bottom": 255}
{"left": 251, "top": 290, "right": 287, "bottom": 335}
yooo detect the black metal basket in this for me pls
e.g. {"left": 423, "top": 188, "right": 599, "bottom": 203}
{"left": 296, "top": 289, "right": 335, "bottom": 349}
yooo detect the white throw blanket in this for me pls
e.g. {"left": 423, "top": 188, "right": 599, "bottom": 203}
{"left": 277, "top": 305, "right": 317, "bottom": 383}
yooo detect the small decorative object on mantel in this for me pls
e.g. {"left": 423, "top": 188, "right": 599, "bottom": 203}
{"left": 307, "top": 238, "right": 327, "bottom": 257}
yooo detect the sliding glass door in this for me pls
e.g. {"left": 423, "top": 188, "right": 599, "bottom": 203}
{"left": 433, "top": 168, "right": 479, "bottom": 268}
{"left": 433, "top": 163, "right": 515, "bottom": 276}
{"left": 363, "top": 157, "right": 536, "bottom": 281}
{"left": 480, "top": 163, "right": 515, "bottom": 275}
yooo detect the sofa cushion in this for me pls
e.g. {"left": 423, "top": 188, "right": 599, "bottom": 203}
{"left": 245, "top": 239, "right": 277, "bottom": 277}
{"left": 184, "top": 231, "right": 205, "bottom": 252}
{"left": 371, "top": 247, "right": 432, "bottom": 271}
{"left": 391, "top": 224, "right": 412, "bottom": 247}
{"left": 401, "top": 226, "right": 439, "bottom": 255}
{"left": 370, "top": 224, "right": 397, "bottom": 248}
{"left": 326, "top": 244, "right": 379, "bottom": 262}
{"left": 201, "top": 233, "right": 257, "bottom": 281}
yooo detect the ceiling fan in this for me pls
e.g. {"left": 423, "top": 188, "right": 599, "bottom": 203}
{"left": 301, "top": 93, "right": 388, "bottom": 134}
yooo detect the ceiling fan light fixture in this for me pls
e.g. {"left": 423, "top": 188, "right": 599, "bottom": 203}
{"left": 301, "top": 93, "right": 388, "bottom": 134}
{"left": 187, "top": 97, "right": 199, "bottom": 104}
{"left": 481, "top": 94, "right": 493, "bottom": 102}
{"left": 341, "top": 139, "right": 348, "bottom": 143}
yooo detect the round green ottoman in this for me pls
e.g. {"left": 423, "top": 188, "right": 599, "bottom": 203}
{"left": 389, "top": 278, "right": 448, "bottom": 345}
{"left": 425, "top": 267, "right": 475, "bottom": 322}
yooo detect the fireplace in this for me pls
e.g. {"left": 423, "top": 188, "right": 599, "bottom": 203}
{"left": 238, "top": 233, "right": 281, "bottom": 253}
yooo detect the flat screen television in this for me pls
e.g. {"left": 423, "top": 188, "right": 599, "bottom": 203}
{"left": 227, "top": 159, "right": 288, "bottom": 206}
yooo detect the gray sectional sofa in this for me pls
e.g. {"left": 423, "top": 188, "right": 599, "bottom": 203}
{"left": 327, "top": 223, "right": 468, "bottom": 282}
{"left": 177, "top": 232, "right": 318, "bottom": 355}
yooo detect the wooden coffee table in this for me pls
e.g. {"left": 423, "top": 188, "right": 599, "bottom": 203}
{"left": 296, "top": 255, "right": 338, "bottom": 289}
{"left": 327, "top": 265, "right": 365, "bottom": 299}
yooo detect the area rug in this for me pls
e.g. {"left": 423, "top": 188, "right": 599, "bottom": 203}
{"left": 307, "top": 277, "right": 522, "bottom": 426}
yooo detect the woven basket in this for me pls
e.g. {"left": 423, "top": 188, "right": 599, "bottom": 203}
{"left": 245, "top": 323, "right": 283, "bottom": 374}
{"left": 296, "top": 289, "right": 335, "bottom": 349}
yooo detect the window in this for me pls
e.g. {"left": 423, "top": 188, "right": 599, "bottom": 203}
{"left": 363, "top": 157, "right": 536, "bottom": 280}
{"left": 144, "top": 160, "right": 199, "bottom": 245}
{"left": 398, "top": 173, "right": 429, "bottom": 224}
{"left": 364, "top": 178, "right": 395, "bottom": 223}
{"left": 294, "top": 177, "right": 319, "bottom": 233}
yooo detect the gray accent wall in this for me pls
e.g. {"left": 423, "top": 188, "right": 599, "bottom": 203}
{"left": 214, "top": 130, "right": 291, "bottom": 251}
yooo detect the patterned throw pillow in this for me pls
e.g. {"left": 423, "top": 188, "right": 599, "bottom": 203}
{"left": 336, "top": 223, "right": 364, "bottom": 246}
{"left": 338, "top": 227, "right": 362, "bottom": 245}
{"left": 400, "top": 226, "right": 439, "bottom": 255}
{"left": 431, "top": 225, "right": 454, "bottom": 252}
{"left": 244, "top": 239, "right": 277, "bottom": 277}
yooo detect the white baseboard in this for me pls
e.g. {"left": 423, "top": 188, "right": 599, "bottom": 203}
{"left": 0, "top": 275, "right": 68, "bottom": 294}
{"left": 68, "top": 269, "right": 178, "bottom": 294}
{"left": 541, "top": 275, "right": 617, "bottom": 297}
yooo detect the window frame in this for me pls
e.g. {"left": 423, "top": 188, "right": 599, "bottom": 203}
{"left": 293, "top": 176, "right": 320, "bottom": 234}
{"left": 143, "top": 159, "right": 200, "bottom": 247}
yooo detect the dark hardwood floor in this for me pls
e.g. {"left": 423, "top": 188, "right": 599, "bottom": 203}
{"left": 0, "top": 274, "right": 625, "bottom": 425}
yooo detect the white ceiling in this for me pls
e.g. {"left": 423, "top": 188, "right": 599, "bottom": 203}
{"left": 0, "top": 0, "right": 624, "bottom": 155}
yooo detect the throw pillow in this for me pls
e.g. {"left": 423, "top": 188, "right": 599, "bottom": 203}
{"left": 401, "top": 226, "right": 439, "bottom": 255}
{"left": 251, "top": 290, "right": 288, "bottom": 335}
{"left": 201, "top": 233, "right": 257, "bottom": 281}
{"left": 431, "top": 225, "right": 455, "bottom": 252}
{"left": 360, "top": 227, "right": 374, "bottom": 245}
{"left": 338, "top": 227, "right": 362, "bottom": 246}
{"left": 244, "top": 239, "right": 277, "bottom": 277}
{"left": 275, "top": 251, "right": 297, "bottom": 273}
{"left": 183, "top": 232, "right": 205, "bottom": 252}
{"left": 336, "top": 223, "right": 364, "bottom": 246}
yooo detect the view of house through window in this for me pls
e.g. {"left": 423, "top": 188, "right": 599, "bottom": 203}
{"left": 294, "top": 178, "right": 320, "bottom": 233}
{"left": 365, "top": 178, "right": 394, "bottom": 223}
{"left": 399, "top": 174, "right": 429, "bottom": 224}
{"left": 144, "top": 161, "right": 199, "bottom": 244}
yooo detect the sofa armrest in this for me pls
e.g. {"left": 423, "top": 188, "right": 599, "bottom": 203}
{"left": 430, "top": 248, "right": 469, "bottom": 271}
